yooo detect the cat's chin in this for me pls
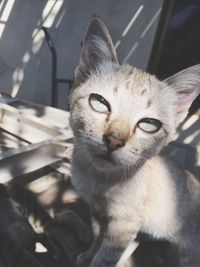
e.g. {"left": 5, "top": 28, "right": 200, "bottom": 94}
{"left": 92, "top": 153, "right": 117, "bottom": 171}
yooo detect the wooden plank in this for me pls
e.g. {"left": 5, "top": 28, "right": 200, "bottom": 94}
{"left": 0, "top": 135, "right": 72, "bottom": 184}
{"left": 0, "top": 104, "right": 72, "bottom": 143}
{"left": 0, "top": 97, "right": 69, "bottom": 129}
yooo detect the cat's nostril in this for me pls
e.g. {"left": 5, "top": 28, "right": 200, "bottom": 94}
{"left": 103, "top": 134, "right": 125, "bottom": 152}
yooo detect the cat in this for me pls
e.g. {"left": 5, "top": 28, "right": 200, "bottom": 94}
{"left": 69, "top": 16, "right": 200, "bottom": 267}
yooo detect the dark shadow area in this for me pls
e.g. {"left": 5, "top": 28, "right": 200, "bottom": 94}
{"left": 148, "top": 0, "right": 200, "bottom": 177}
{"left": 148, "top": 0, "right": 200, "bottom": 112}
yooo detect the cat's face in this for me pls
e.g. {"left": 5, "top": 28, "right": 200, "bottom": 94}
{"left": 70, "top": 64, "right": 176, "bottom": 171}
{"left": 70, "top": 17, "right": 200, "bottom": 171}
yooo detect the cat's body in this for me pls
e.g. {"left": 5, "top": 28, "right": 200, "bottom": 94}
{"left": 70, "top": 17, "right": 200, "bottom": 267}
{"left": 72, "top": 151, "right": 200, "bottom": 266}
{"left": 72, "top": 152, "right": 200, "bottom": 241}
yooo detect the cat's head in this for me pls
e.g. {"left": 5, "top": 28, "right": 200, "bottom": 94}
{"left": 70, "top": 17, "right": 200, "bottom": 171}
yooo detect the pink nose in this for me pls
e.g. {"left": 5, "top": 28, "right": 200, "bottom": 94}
{"left": 103, "top": 134, "right": 125, "bottom": 152}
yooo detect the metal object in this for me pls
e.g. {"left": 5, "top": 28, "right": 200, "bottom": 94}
{"left": 42, "top": 27, "right": 73, "bottom": 108}
{"left": 147, "top": 0, "right": 175, "bottom": 74}
{"left": 0, "top": 96, "right": 73, "bottom": 184}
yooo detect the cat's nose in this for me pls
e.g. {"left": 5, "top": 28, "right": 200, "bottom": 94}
{"left": 103, "top": 134, "right": 125, "bottom": 152}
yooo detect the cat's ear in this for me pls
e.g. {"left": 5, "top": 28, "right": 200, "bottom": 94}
{"left": 75, "top": 16, "right": 118, "bottom": 85}
{"left": 164, "top": 64, "right": 200, "bottom": 125}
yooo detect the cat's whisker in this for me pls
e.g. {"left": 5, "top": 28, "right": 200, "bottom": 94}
{"left": 131, "top": 151, "right": 149, "bottom": 161}
{"left": 127, "top": 159, "right": 142, "bottom": 177}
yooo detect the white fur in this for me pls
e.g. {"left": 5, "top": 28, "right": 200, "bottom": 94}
{"left": 70, "top": 36, "right": 200, "bottom": 266}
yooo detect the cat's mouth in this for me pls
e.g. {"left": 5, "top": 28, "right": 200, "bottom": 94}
{"left": 95, "top": 153, "right": 114, "bottom": 162}
{"left": 93, "top": 152, "right": 116, "bottom": 168}
{"left": 87, "top": 144, "right": 116, "bottom": 168}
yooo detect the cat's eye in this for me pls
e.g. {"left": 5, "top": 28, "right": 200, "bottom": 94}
{"left": 137, "top": 118, "right": 162, "bottom": 133}
{"left": 89, "top": 94, "right": 111, "bottom": 113}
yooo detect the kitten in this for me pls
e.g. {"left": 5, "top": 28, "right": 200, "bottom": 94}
{"left": 70, "top": 17, "right": 200, "bottom": 267}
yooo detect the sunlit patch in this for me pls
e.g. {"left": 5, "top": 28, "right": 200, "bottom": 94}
{"left": 38, "top": 185, "right": 60, "bottom": 207}
{"left": 115, "top": 5, "right": 144, "bottom": 51}
{"left": 183, "top": 131, "right": 200, "bottom": 145}
{"left": 32, "top": 30, "right": 45, "bottom": 54}
{"left": 122, "top": 5, "right": 144, "bottom": 37}
{"left": 140, "top": 8, "right": 161, "bottom": 39}
{"left": 123, "top": 43, "right": 138, "bottom": 63}
{"left": 11, "top": 68, "right": 24, "bottom": 97}
{"left": 22, "top": 52, "right": 30, "bottom": 64}
{"left": 0, "top": 0, "right": 15, "bottom": 39}
{"left": 0, "top": 24, "right": 5, "bottom": 39}
{"left": 35, "top": 242, "right": 48, "bottom": 253}
{"left": 1, "top": 0, "right": 15, "bottom": 21}
{"left": 114, "top": 40, "right": 121, "bottom": 49}
{"left": 42, "top": 0, "right": 63, "bottom": 28}
{"left": 182, "top": 114, "right": 199, "bottom": 131}
{"left": 62, "top": 189, "right": 78, "bottom": 204}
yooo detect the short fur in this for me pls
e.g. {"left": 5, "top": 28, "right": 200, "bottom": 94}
{"left": 70, "top": 17, "right": 200, "bottom": 267}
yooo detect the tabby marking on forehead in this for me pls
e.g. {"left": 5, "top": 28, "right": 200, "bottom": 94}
{"left": 146, "top": 99, "right": 152, "bottom": 108}
{"left": 126, "top": 81, "right": 130, "bottom": 90}
{"left": 113, "top": 86, "right": 118, "bottom": 94}
{"left": 141, "top": 88, "right": 147, "bottom": 95}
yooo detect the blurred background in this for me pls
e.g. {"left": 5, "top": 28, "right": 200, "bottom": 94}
{"left": 0, "top": 0, "right": 199, "bottom": 109}
{"left": 0, "top": 0, "right": 162, "bottom": 109}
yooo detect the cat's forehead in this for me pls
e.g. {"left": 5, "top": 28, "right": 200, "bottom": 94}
{"left": 113, "top": 65, "right": 160, "bottom": 95}
{"left": 87, "top": 63, "right": 162, "bottom": 102}
{"left": 85, "top": 63, "right": 174, "bottom": 121}
{"left": 72, "top": 62, "right": 175, "bottom": 129}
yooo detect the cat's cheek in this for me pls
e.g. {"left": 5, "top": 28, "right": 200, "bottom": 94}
{"left": 134, "top": 127, "right": 155, "bottom": 139}
{"left": 139, "top": 136, "right": 167, "bottom": 157}
{"left": 124, "top": 131, "right": 164, "bottom": 160}
{"left": 135, "top": 127, "right": 168, "bottom": 143}
{"left": 86, "top": 119, "right": 109, "bottom": 143}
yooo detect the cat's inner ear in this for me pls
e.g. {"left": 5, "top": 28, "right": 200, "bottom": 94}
{"left": 75, "top": 16, "right": 118, "bottom": 85}
{"left": 164, "top": 64, "right": 200, "bottom": 126}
